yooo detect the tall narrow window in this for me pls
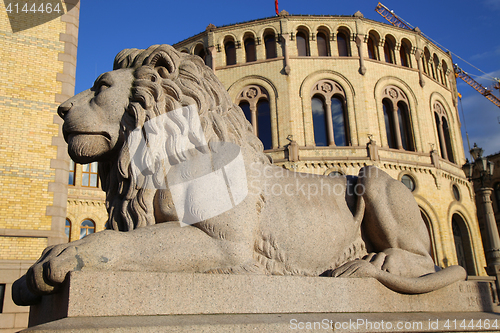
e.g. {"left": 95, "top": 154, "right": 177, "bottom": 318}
{"left": 337, "top": 31, "right": 349, "bottom": 57}
{"left": 433, "top": 54, "right": 440, "bottom": 81}
{"left": 311, "top": 80, "right": 349, "bottom": 147}
{"left": 494, "top": 183, "right": 500, "bottom": 213}
{"left": 296, "top": 31, "right": 309, "bottom": 56}
{"left": 423, "top": 48, "right": 431, "bottom": 75}
{"left": 264, "top": 34, "right": 277, "bottom": 59}
{"left": 442, "top": 117, "right": 455, "bottom": 163}
{"left": 383, "top": 100, "right": 396, "bottom": 149}
{"left": 244, "top": 37, "right": 256, "bottom": 62}
{"left": 65, "top": 219, "right": 71, "bottom": 242}
{"left": 397, "top": 102, "right": 413, "bottom": 151}
{"left": 225, "top": 40, "right": 236, "bottom": 66}
{"left": 382, "top": 86, "right": 414, "bottom": 151}
{"left": 399, "top": 41, "right": 410, "bottom": 67}
{"left": 80, "top": 219, "right": 95, "bottom": 239}
{"left": 367, "top": 35, "right": 377, "bottom": 60}
{"left": 237, "top": 85, "right": 273, "bottom": 150}
{"left": 312, "top": 96, "right": 328, "bottom": 146}
{"left": 194, "top": 44, "right": 206, "bottom": 64}
{"left": 442, "top": 60, "right": 449, "bottom": 87}
{"left": 82, "top": 162, "right": 98, "bottom": 188}
{"left": 434, "top": 102, "right": 455, "bottom": 163}
{"left": 452, "top": 214, "right": 475, "bottom": 275}
{"left": 68, "top": 159, "right": 75, "bottom": 185}
{"left": 0, "top": 284, "right": 4, "bottom": 313}
{"left": 383, "top": 38, "right": 394, "bottom": 63}
{"left": 317, "top": 32, "right": 329, "bottom": 56}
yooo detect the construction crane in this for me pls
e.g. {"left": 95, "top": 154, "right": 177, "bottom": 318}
{"left": 454, "top": 65, "right": 500, "bottom": 108}
{"left": 375, "top": 2, "right": 500, "bottom": 109}
{"left": 374, "top": 3, "right": 411, "bottom": 30}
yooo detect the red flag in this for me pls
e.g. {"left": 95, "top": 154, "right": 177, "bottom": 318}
{"left": 275, "top": 0, "right": 278, "bottom": 15}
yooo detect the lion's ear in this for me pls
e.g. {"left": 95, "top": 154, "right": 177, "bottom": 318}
{"left": 146, "top": 50, "right": 176, "bottom": 79}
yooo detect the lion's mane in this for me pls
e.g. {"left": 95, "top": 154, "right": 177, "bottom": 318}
{"left": 99, "top": 45, "right": 268, "bottom": 231}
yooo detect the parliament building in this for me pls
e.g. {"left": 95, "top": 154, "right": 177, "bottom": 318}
{"left": 0, "top": 7, "right": 492, "bottom": 332}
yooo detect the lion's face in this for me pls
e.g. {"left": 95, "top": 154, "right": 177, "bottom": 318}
{"left": 58, "top": 69, "right": 134, "bottom": 164}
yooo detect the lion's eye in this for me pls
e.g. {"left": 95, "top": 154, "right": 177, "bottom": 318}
{"left": 97, "top": 82, "right": 110, "bottom": 93}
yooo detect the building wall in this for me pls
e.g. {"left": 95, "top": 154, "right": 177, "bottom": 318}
{"left": 174, "top": 12, "right": 487, "bottom": 276}
{"left": 0, "top": 2, "right": 79, "bottom": 331}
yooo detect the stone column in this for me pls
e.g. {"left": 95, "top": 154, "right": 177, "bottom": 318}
{"left": 436, "top": 119, "right": 448, "bottom": 160}
{"left": 391, "top": 105, "right": 403, "bottom": 149}
{"left": 324, "top": 100, "right": 335, "bottom": 146}
{"left": 478, "top": 187, "right": 500, "bottom": 300}
{"left": 415, "top": 49, "right": 425, "bottom": 87}
{"left": 281, "top": 33, "right": 291, "bottom": 75}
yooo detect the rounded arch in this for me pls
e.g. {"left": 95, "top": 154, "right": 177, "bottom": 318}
{"left": 336, "top": 26, "right": 351, "bottom": 57}
{"left": 79, "top": 218, "right": 96, "bottom": 239}
{"left": 367, "top": 30, "right": 381, "bottom": 60}
{"left": 295, "top": 25, "right": 311, "bottom": 57}
{"left": 243, "top": 31, "right": 257, "bottom": 63}
{"left": 399, "top": 38, "right": 413, "bottom": 68}
{"left": 315, "top": 24, "right": 333, "bottom": 36}
{"left": 316, "top": 25, "right": 331, "bottom": 57}
{"left": 383, "top": 34, "right": 397, "bottom": 64}
{"left": 450, "top": 212, "right": 477, "bottom": 275}
{"left": 374, "top": 77, "right": 420, "bottom": 150}
{"left": 299, "top": 70, "right": 357, "bottom": 146}
{"left": 65, "top": 217, "right": 72, "bottom": 242}
{"left": 423, "top": 47, "right": 431, "bottom": 75}
{"left": 262, "top": 28, "right": 278, "bottom": 59}
{"left": 228, "top": 76, "right": 279, "bottom": 148}
{"left": 223, "top": 35, "right": 237, "bottom": 66}
{"left": 419, "top": 207, "right": 438, "bottom": 264}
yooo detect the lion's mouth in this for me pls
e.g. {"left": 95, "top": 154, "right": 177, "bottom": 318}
{"left": 65, "top": 131, "right": 111, "bottom": 143}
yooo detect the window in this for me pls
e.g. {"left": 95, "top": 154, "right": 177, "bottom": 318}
{"left": 453, "top": 184, "right": 460, "bottom": 201}
{"left": 382, "top": 86, "right": 414, "bottom": 151}
{"left": 401, "top": 174, "right": 415, "bottom": 191}
{"left": 311, "top": 80, "right": 349, "bottom": 147}
{"left": 433, "top": 54, "right": 440, "bottom": 81}
{"left": 244, "top": 37, "right": 256, "bottom": 62}
{"left": 442, "top": 60, "right": 449, "bottom": 87}
{"left": 224, "top": 39, "right": 236, "bottom": 66}
{"left": 194, "top": 44, "right": 206, "bottom": 64}
{"left": 264, "top": 33, "right": 277, "bottom": 59}
{"left": 317, "top": 31, "right": 329, "bottom": 56}
{"left": 423, "top": 48, "right": 430, "bottom": 75}
{"left": 65, "top": 219, "right": 71, "bottom": 242}
{"left": 452, "top": 214, "right": 475, "bottom": 275}
{"left": 400, "top": 39, "right": 411, "bottom": 67}
{"left": 296, "top": 30, "right": 309, "bottom": 56}
{"left": 0, "top": 284, "right": 4, "bottom": 313}
{"left": 337, "top": 30, "right": 349, "bottom": 56}
{"left": 383, "top": 37, "right": 395, "bottom": 64}
{"left": 236, "top": 85, "right": 272, "bottom": 150}
{"left": 367, "top": 33, "right": 378, "bottom": 60}
{"left": 81, "top": 162, "right": 98, "bottom": 187}
{"left": 433, "top": 102, "right": 455, "bottom": 163}
{"left": 68, "top": 159, "right": 75, "bottom": 185}
{"left": 494, "top": 183, "right": 500, "bottom": 213}
{"left": 80, "top": 219, "right": 95, "bottom": 239}
{"left": 420, "top": 210, "right": 436, "bottom": 263}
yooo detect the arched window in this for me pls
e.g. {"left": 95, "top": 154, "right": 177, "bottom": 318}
{"left": 433, "top": 102, "right": 455, "bottom": 163}
{"left": 337, "top": 30, "right": 349, "bottom": 57}
{"left": 399, "top": 39, "right": 411, "bottom": 67}
{"left": 65, "top": 219, "right": 71, "bottom": 242}
{"left": 317, "top": 31, "right": 329, "bottom": 56}
{"left": 423, "top": 48, "right": 431, "bottom": 75}
{"left": 236, "top": 86, "right": 272, "bottom": 150}
{"left": 82, "top": 162, "right": 98, "bottom": 187}
{"left": 264, "top": 33, "right": 277, "bottom": 59}
{"left": 311, "top": 80, "right": 349, "bottom": 146}
{"left": 383, "top": 37, "right": 395, "bottom": 64}
{"left": 442, "top": 60, "right": 449, "bottom": 88}
{"left": 367, "top": 33, "right": 378, "bottom": 60}
{"left": 194, "top": 44, "right": 206, "bottom": 63}
{"left": 452, "top": 214, "right": 475, "bottom": 275}
{"left": 68, "top": 160, "right": 75, "bottom": 185}
{"left": 296, "top": 29, "right": 309, "bottom": 56}
{"left": 382, "top": 86, "right": 414, "bottom": 151}
{"left": 224, "top": 39, "right": 236, "bottom": 66}
{"left": 420, "top": 209, "right": 436, "bottom": 264}
{"left": 80, "top": 219, "right": 95, "bottom": 239}
{"left": 433, "top": 54, "right": 441, "bottom": 82}
{"left": 244, "top": 37, "right": 256, "bottom": 62}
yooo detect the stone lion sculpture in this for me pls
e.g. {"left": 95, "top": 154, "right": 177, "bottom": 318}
{"left": 13, "top": 45, "right": 466, "bottom": 305}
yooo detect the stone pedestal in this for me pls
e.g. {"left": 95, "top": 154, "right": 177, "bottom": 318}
{"left": 23, "top": 271, "right": 500, "bottom": 332}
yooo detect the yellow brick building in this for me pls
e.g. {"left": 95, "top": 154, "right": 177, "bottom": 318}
{"left": 172, "top": 11, "right": 487, "bottom": 277}
{"left": 0, "top": 1, "right": 79, "bottom": 331}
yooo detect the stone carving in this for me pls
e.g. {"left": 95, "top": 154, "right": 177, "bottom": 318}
{"left": 13, "top": 45, "right": 466, "bottom": 306}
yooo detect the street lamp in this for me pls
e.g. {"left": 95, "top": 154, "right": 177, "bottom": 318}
{"left": 462, "top": 143, "right": 500, "bottom": 283}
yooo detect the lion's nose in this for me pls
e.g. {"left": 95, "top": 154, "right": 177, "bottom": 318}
{"left": 57, "top": 101, "right": 73, "bottom": 119}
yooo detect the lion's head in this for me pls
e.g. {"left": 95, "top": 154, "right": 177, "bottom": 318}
{"left": 58, "top": 44, "right": 268, "bottom": 231}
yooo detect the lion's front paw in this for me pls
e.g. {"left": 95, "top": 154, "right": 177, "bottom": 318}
{"left": 20, "top": 230, "right": 124, "bottom": 297}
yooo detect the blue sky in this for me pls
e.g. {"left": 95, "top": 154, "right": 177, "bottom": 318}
{"left": 74, "top": 0, "right": 500, "bottom": 157}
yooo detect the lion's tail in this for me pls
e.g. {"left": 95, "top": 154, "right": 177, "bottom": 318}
{"left": 375, "top": 265, "right": 467, "bottom": 294}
